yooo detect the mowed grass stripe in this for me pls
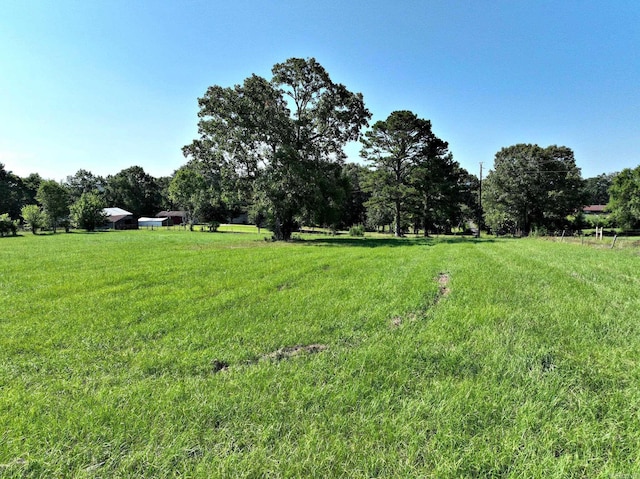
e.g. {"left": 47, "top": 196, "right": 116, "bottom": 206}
{"left": 2, "top": 232, "right": 640, "bottom": 477}
{"left": 1, "top": 232, "right": 450, "bottom": 476}
{"left": 437, "top": 239, "right": 640, "bottom": 475}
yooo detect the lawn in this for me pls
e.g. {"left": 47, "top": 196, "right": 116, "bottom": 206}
{"left": 2, "top": 229, "right": 640, "bottom": 477}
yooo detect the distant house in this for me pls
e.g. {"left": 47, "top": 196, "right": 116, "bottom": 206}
{"left": 103, "top": 207, "right": 138, "bottom": 229}
{"left": 139, "top": 217, "right": 169, "bottom": 228}
{"left": 583, "top": 205, "right": 607, "bottom": 215}
{"left": 156, "top": 211, "right": 186, "bottom": 226}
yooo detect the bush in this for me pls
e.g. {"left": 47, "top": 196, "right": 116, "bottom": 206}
{"left": 201, "top": 222, "right": 221, "bottom": 232}
{"left": 70, "top": 193, "right": 106, "bottom": 232}
{"left": 21, "top": 204, "right": 44, "bottom": 234}
{"left": 0, "top": 213, "right": 18, "bottom": 237}
{"left": 530, "top": 226, "right": 548, "bottom": 237}
{"left": 585, "top": 214, "right": 614, "bottom": 229}
{"left": 349, "top": 225, "right": 365, "bottom": 237}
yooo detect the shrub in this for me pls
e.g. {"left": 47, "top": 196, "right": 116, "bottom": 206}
{"left": 585, "top": 214, "right": 614, "bottom": 229}
{"left": 349, "top": 225, "right": 365, "bottom": 237}
{"left": 21, "top": 204, "right": 44, "bottom": 234}
{"left": 70, "top": 193, "right": 106, "bottom": 232}
{"left": 0, "top": 213, "right": 18, "bottom": 237}
{"left": 201, "top": 222, "right": 221, "bottom": 232}
{"left": 530, "top": 226, "right": 548, "bottom": 237}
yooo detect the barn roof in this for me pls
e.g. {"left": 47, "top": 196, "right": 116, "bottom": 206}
{"left": 104, "top": 207, "right": 133, "bottom": 216}
{"left": 583, "top": 205, "right": 607, "bottom": 213}
{"left": 139, "top": 217, "right": 168, "bottom": 222}
{"left": 157, "top": 210, "right": 185, "bottom": 217}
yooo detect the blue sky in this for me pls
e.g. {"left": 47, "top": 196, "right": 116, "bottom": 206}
{"left": 1, "top": 0, "right": 638, "bottom": 181}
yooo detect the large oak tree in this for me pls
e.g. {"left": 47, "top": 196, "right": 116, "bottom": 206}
{"left": 183, "top": 58, "right": 370, "bottom": 240}
{"left": 482, "top": 144, "right": 585, "bottom": 235}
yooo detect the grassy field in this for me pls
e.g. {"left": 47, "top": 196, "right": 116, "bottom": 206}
{"left": 2, "top": 229, "right": 640, "bottom": 477}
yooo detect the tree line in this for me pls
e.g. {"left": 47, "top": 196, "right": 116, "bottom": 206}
{"left": 1, "top": 58, "right": 638, "bottom": 238}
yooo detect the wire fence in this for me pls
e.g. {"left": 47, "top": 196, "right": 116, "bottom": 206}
{"left": 543, "top": 229, "right": 640, "bottom": 250}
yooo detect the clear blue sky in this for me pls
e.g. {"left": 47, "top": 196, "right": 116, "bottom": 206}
{"left": 1, "top": 0, "right": 638, "bottom": 181}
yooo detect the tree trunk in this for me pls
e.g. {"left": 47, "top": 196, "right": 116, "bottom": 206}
{"left": 422, "top": 194, "right": 429, "bottom": 237}
{"left": 394, "top": 199, "right": 402, "bottom": 237}
{"left": 273, "top": 214, "right": 295, "bottom": 241}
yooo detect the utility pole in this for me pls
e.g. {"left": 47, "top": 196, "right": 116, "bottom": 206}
{"left": 479, "top": 162, "right": 483, "bottom": 210}
{"left": 477, "top": 162, "right": 483, "bottom": 237}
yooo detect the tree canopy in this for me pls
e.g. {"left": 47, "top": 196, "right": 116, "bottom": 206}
{"left": 607, "top": 166, "right": 640, "bottom": 229}
{"left": 70, "top": 192, "right": 107, "bottom": 231}
{"left": 361, "top": 110, "right": 470, "bottom": 236}
{"left": 66, "top": 169, "right": 105, "bottom": 202}
{"left": 1, "top": 58, "right": 629, "bottom": 239}
{"left": 583, "top": 173, "right": 616, "bottom": 205}
{"left": 104, "top": 166, "right": 162, "bottom": 217}
{"left": 36, "top": 180, "right": 70, "bottom": 233}
{"left": 482, "top": 144, "right": 585, "bottom": 235}
{"left": 183, "top": 57, "right": 370, "bottom": 240}
{"left": 0, "top": 163, "right": 29, "bottom": 219}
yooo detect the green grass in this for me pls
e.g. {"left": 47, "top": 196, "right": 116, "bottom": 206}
{"left": 2, "top": 230, "right": 640, "bottom": 477}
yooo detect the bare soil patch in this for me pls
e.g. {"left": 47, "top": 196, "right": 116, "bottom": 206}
{"left": 437, "top": 272, "right": 451, "bottom": 297}
{"left": 262, "top": 344, "right": 328, "bottom": 361}
{"left": 211, "top": 359, "right": 230, "bottom": 373}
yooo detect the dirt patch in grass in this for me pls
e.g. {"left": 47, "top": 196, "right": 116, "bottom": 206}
{"left": 437, "top": 272, "right": 451, "bottom": 297}
{"left": 211, "top": 359, "right": 230, "bottom": 373}
{"left": 262, "top": 344, "right": 328, "bottom": 361}
{"left": 390, "top": 312, "right": 419, "bottom": 328}
{"left": 390, "top": 274, "right": 451, "bottom": 328}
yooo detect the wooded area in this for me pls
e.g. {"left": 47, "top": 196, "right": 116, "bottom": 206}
{"left": 1, "top": 58, "right": 637, "bottom": 238}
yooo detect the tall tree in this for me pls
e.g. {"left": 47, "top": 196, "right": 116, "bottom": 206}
{"left": 65, "top": 169, "right": 105, "bottom": 202}
{"left": 36, "top": 180, "right": 70, "bottom": 233}
{"left": 340, "top": 163, "right": 371, "bottom": 228}
{"left": 408, "top": 137, "right": 468, "bottom": 235}
{"left": 482, "top": 144, "right": 585, "bottom": 235}
{"left": 104, "top": 166, "right": 162, "bottom": 217}
{"left": 0, "top": 163, "right": 26, "bottom": 219}
{"left": 607, "top": 166, "right": 640, "bottom": 229}
{"left": 583, "top": 172, "right": 616, "bottom": 205}
{"left": 21, "top": 173, "right": 42, "bottom": 207}
{"left": 183, "top": 57, "right": 370, "bottom": 240}
{"left": 361, "top": 110, "right": 446, "bottom": 237}
{"left": 168, "top": 166, "right": 208, "bottom": 229}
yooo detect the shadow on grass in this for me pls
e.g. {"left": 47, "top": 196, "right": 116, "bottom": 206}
{"left": 299, "top": 235, "right": 496, "bottom": 248}
{"left": 26, "top": 230, "right": 109, "bottom": 235}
